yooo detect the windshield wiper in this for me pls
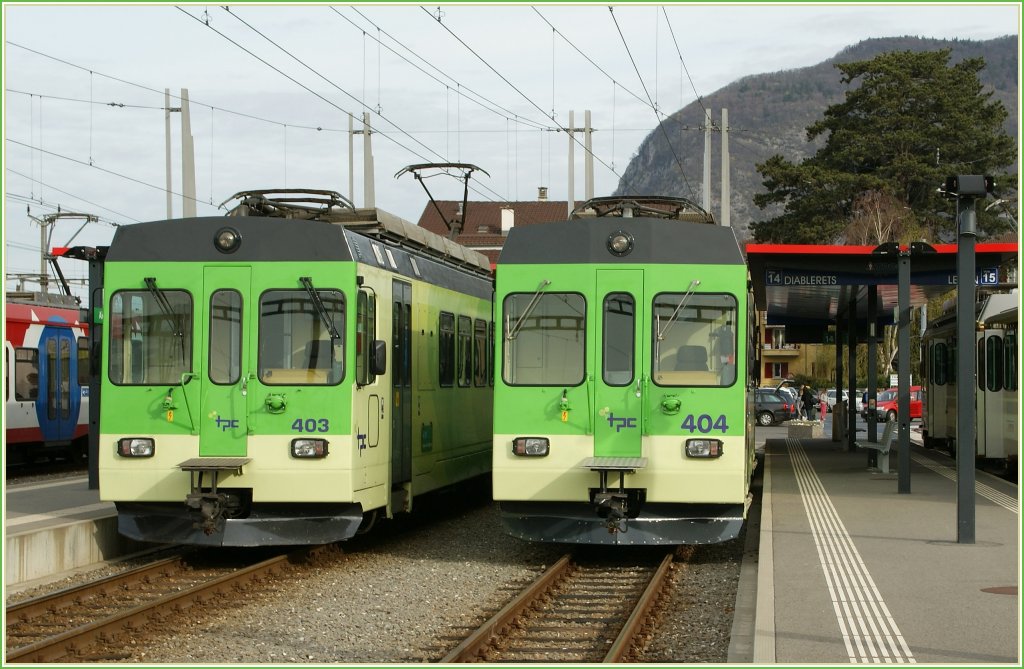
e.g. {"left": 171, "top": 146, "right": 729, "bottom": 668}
{"left": 656, "top": 279, "right": 701, "bottom": 342}
{"left": 506, "top": 279, "right": 551, "bottom": 340}
{"left": 300, "top": 276, "right": 340, "bottom": 340}
{"left": 144, "top": 277, "right": 183, "bottom": 338}
{"left": 145, "top": 276, "right": 186, "bottom": 365}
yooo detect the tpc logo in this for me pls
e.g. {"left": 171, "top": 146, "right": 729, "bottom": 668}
{"left": 606, "top": 413, "right": 637, "bottom": 433}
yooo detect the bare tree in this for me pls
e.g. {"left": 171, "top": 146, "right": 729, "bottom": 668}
{"left": 844, "top": 190, "right": 931, "bottom": 386}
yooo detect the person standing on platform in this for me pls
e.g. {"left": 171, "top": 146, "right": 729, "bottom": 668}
{"left": 801, "top": 384, "right": 816, "bottom": 420}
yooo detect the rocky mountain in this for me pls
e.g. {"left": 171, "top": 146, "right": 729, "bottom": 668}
{"left": 613, "top": 36, "right": 1018, "bottom": 240}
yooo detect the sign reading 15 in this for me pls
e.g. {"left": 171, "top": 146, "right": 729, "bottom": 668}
{"left": 292, "top": 418, "right": 329, "bottom": 433}
{"left": 680, "top": 414, "right": 729, "bottom": 434}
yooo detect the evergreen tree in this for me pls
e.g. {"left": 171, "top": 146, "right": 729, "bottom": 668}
{"left": 751, "top": 49, "right": 1016, "bottom": 243}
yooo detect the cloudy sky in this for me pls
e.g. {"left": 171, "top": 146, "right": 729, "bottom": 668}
{"left": 3, "top": 2, "right": 1019, "bottom": 299}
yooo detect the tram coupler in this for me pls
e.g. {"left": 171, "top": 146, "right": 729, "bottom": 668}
{"left": 177, "top": 457, "right": 252, "bottom": 535}
{"left": 185, "top": 490, "right": 241, "bottom": 535}
{"left": 590, "top": 487, "right": 645, "bottom": 533}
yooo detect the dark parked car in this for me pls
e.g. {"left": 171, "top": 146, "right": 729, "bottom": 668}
{"left": 755, "top": 388, "right": 797, "bottom": 426}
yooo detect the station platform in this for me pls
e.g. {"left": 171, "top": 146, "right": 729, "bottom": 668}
{"left": 747, "top": 434, "right": 1020, "bottom": 664}
{"left": 3, "top": 477, "right": 150, "bottom": 592}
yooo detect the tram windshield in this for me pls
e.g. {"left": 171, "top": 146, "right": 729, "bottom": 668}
{"left": 109, "top": 290, "right": 193, "bottom": 385}
{"left": 502, "top": 292, "right": 586, "bottom": 386}
{"left": 652, "top": 293, "right": 737, "bottom": 387}
{"left": 259, "top": 290, "right": 345, "bottom": 385}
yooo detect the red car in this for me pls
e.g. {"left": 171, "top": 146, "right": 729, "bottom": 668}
{"left": 868, "top": 386, "right": 923, "bottom": 422}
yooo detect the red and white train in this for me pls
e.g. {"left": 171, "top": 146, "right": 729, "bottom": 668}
{"left": 5, "top": 298, "right": 90, "bottom": 464}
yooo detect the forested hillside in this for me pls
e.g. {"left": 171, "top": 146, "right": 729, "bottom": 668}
{"left": 614, "top": 36, "right": 1018, "bottom": 240}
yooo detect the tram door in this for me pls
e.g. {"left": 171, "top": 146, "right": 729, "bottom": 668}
{"left": 37, "top": 326, "right": 78, "bottom": 443}
{"left": 199, "top": 267, "right": 250, "bottom": 457}
{"left": 594, "top": 270, "right": 645, "bottom": 458}
{"left": 391, "top": 280, "right": 413, "bottom": 484}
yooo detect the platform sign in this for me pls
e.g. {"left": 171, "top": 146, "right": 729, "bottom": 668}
{"left": 765, "top": 267, "right": 998, "bottom": 287}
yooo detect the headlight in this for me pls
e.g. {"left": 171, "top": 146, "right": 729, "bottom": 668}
{"left": 291, "top": 438, "right": 329, "bottom": 458}
{"left": 685, "top": 438, "right": 723, "bottom": 458}
{"left": 607, "top": 230, "right": 634, "bottom": 257}
{"left": 214, "top": 226, "right": 242, "bottom": 253}
{"left": 117, "top": 437, "right": 155, "bottom": 457}
{"left": 512, "top": 437, "right": 549, "bottom": 457}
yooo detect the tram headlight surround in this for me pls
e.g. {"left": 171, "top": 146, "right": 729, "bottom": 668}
{"left": 607, "top": 230, "right": 634, "bottom": 257}
{"left": 684, "top": 438, "right": 723, "bottom": 458}
{"left": 291, "top": 438, "right": 329, "bottom": 458}
{"left": 512, "top": 437, "right": 549, "bottom": 457}
{"left": 117, "top": 437, "right": 155, "bottom": 457}
{"left": 214, "top": 227, "right": 242, "bottom": 254}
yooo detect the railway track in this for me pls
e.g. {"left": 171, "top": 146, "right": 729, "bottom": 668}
{"left": 441, "top": 550, "right": 674, "bottom": 663}
{"left": 5, "top": 547, "right": 335, "bottom": 663}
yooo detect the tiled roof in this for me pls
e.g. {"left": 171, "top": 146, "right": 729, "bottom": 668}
{"left": 417, "top": 200, "right": 581, "bottom": 242}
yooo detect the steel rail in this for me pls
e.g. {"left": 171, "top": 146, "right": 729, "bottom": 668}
{"left": 439, "top": 553, "right": 573, "bottom": 663}
{"left": 6, "top": 555, "right": 186, "bottom": 623}
{"left": 603, "top": 551, "right": 674, "bottom": 662}
{"left": 5, "top": 553, "right": 294, "bottom": 663}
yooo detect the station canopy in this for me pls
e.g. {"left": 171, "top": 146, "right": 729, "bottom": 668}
{"left": 746, "top": 242, "right": 1018, "bottom": 343}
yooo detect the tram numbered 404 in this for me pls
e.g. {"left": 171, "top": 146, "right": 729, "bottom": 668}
{"left": 492, "top": 197, "right": 758, "bottom": 546}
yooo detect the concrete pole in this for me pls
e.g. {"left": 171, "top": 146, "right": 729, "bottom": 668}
{"left": 720, "top": 109, "right": 730, "bottom": 228}
{"left": 180, "top": 88, "right": 197, "bottom": 218}
{"left": 363, "top": 112, "right": 375, "bottom": 208}
{"left": 702, "top": 108, "right": 712, "bottom": 211}
{"left": 348, "top": 113, "right": 355, "bottom": 206}
{"left": 584, "top": 110, "right": 593, "bottom": 202}
{"left": 567, "top": 110, "right": 575, "bottom": 217}
{"left": 165, "top": 89, "right": 173, "bottom": 219}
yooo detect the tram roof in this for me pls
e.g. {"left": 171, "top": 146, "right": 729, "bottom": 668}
{"left": 746, "top": 242, "right": 1018, "bottom": 335}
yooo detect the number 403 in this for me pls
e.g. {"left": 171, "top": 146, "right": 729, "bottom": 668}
{"left": 292, "top": 418, "right": 330, "bottom": 433}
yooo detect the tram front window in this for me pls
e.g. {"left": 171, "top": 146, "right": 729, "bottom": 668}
{"left": 503, "top": 292, "right": 585, "bottom": 386}
{"left": 258, "top": 290, "right": 344, "bottom": 385}
{"left": 109, "top": 290, "right": 193, "bottom": 385}
{"left": 652, "top": 293, "right": 737, "bottom": 387}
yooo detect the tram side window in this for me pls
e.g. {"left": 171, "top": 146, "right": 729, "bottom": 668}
{"left": 258, "top": 289, "right": 344, "bottom": 386}
{"left": 473, "top": 319, "right": 487, "bottom": 387}
{"left": 652, "top": 292, "right": 738, "bottom": 387}
{"left": 986, "top": 336, "right": 1003, "bottom": 392}
{"left": 209, "top": 290, "right": 242, "bottom": 385}
{"left": 77, "top": 337, "right": 89, "bottom": 386}
{"left": 59, "top": 338, "right": 71, "bottom": 419}
{"left": 457, "top": 315, "right": 472, "bottom": 388}
{"left": 15, "top": 348, "right": 39, "bottom": 401}
{"left": 439, "top": 312, "right": 455, "bottom": 387}
{"left": 1005, "top": 330, "right": 1017, "bottom": 392}
{"left": 933, "top": 342, "right": 947, "bottom": 386}
{"left": 503, "top": 293, "right": 585, "bottom": 386}
{"left": 109, "top": 290, "right": 193, "bottom": 385}
{"left": 977, "top": 338, "right": 986, "bottom": 391}
{"left": 488, "top": 321, "right": 495, "bottom": 387}
{"left": 355, "top": 290, "right": 377, "bottom": 386}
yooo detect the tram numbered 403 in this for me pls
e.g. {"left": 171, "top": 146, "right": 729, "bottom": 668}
{"left": 98, "top": 190, "right": 493, "bottom": 546}
{"left": 492, "top": 197, "right": 758, "bottom": 546}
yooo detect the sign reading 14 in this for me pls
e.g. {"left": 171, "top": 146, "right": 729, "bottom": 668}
{"left": 679, "top": 413, "right": 728, "bottom": 434}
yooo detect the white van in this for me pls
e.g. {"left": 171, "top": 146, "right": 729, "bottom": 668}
{"left": 824, "top": 389, "right": 849, "bottom": 413}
